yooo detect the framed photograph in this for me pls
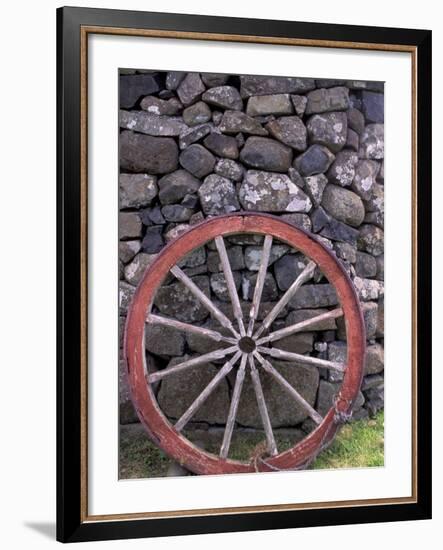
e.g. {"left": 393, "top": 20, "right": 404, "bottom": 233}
{"left": 57, "top": 6, "right": 432, "bottom": 543}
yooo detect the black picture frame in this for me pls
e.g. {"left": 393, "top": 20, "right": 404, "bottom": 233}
{"left": 57, "top": 6, "right": 432, "bottom": 543}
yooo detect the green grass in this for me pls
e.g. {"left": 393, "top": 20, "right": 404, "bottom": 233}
{"left": 311, "top": 411, "right": 384, "bottom": 469}
{"left": 119, "top": 411, "right": 384, "bottom": 479}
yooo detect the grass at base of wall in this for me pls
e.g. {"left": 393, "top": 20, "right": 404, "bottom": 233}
{"left": 119, "top": 411, "right": 384, "bottom": 479}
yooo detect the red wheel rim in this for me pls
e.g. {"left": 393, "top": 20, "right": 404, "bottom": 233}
{"left": 124, "top": 213, "right": 366, "bottom": 475}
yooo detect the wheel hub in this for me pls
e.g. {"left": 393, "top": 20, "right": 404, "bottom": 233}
{"left": 238, "top": 336, "right": 256, "bottom": 354}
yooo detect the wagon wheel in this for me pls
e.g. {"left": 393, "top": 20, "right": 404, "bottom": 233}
{"left": 125, "top": 213, "right": 366, "bottom": 475}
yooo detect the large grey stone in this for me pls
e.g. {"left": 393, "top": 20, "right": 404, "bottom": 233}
{"left": 201, "top": 73, "right": 229, "bottom": 87}
{"left": 316, "top": 380, "right": 364, "bottom": 416}
{"left": 347, "top": 108, "right": 365, "bottom": 135}
{"left": 154, "top": 276, "right": 210, "bottom": 323}
{"left": 158, "top": 169, "right": 201, "bottom": 205}
{"left": 353, "top": 277, "right": 384, "bottom": 301}
{"left": 119, "top": 212, "right": 142, "bottom": 240}
{"left": 294, "top": 145, "right": 335, "bottom": 176}
{"left": 177, "top": 73, "right": 206, "bottom": 106}
{"left": 140, "top": 95, "right": 182, "bottom": 115}
{"left": 306, "top": 112, "right": 348, "bottom": 153}
{"left": 265, "top": 116, "right": 307, "bottom": 151}
{"left": 218, "top": 110, "right": 267, "bottom": 135}
{"left": 291, "top": 94, "right": 308, "bottom": 116}
{"left": 119, "top": 110, "right": 187, "bottom": 136}
{"left": 357, "top": 224, "right": 384, "bottom": 256}
{"left": 337, "top": 301, "right": 378, "bottom": 340}
{"left": 161, "top": 204, "right": 195, "bottom": 222}
{"left": 359, "top": 124, "right": 384, "bottom": 159}
{"left": 120, "top": 73, "right": 161, "bottom": 108}
{"left": 186, "top": 320, "right": 231, "bottom": 354}
{"left": 246, "top": 94, "right": 293, "bottom": 116}
{"left": 207, "top": 246, "right": 244, "bottom": 272}
{"left": 236, "top": 359, "right": 319, "bottom": 427}
{"left": 165, "top": 71, "right": 186, "bottom": 90}
{"left": 120, "top": 131, "right": 178, "bottom": 174}
{"left": 240, "top": 136, "right": 293, "bottom": 172}
{"left": 365, "top": 344, "right": 384, "bottom": 375}
{"left": 274, "top": 254, "right": 309, "bottom": 291}
{"left": 239, "top": 75, "right": 315, "bottom": 98}
{"left": 182, "top": 101, "right": 212, "bottom": 126}
{"left": 305, "top": 87, "right": 350, "bottom": 114}
{"left": 157, "top": 358, "right": 230, "bottom": 424}
{"left": 361, "top": 91, "right": 384, "bottom": 123}
{"left": 355, "top": 251, "right": 377, "bottom": 278}
{"left": 178, "top": 123, "right": 212, "bottom": 149}
{"left": 203, "top": 133, "right": 239, "bottom": 159}
{"left": 239, "top": 170, "right": 312, "bottom": 213}
{"left": 210, "top": 271, "right": 242, "bottom": 301}
{"left": 202, "top": 86, "right": 243, "bottom": 110}
{"left": 289, "top": 284, "right": 338, "bottom": 309}
{"left": 276, "top": 332, "right": 314, "bottom": 354}
{"left": 243, "top": 272, "right": 278, "bottom": 301}
{"left": 124, "top": 253, "right": 157, "bottom": 286}
{"left": 141, "top": 225, "right": 164, "bottom": 253}
{"left": 145, "top": 323, "right": 186, "bottom": 357}
{"left": 327, "top": 151, "right": 359, "bottom": 187}
{"left": 198, "top": 174, "right": 240, "bottom": 215}
{"left": 119, "top": 174, "right": 157, "bottom": 209}
{"left": 179, "top": 144, "right": 216, "bottom": 178}
{"left": 280, "top": 213, "right": 312, "bottom": 232}
{"left": 321, "top": 185, "right": 365, "bottom": 227}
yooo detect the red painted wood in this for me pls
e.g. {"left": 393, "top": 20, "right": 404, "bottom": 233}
{"left": 124, "top": 213, "right": 366, "bottom": 475}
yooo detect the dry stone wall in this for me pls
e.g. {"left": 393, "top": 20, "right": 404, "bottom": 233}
{"left": 119, "top": 70, "right": 384, "bottom": 432}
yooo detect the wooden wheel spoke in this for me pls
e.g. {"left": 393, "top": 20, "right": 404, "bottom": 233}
{"left": 248, "top": 355, "right": 278, "bottom": 456}
{"left": 256, "top": 308, "right": 343, "bottom": 346}
{"left": 170, "top": 265, "right": 240, "bottom": 338}
{"left": 257, "top": 346, "right": 346, "bottom": 372}
{"left": 220, "top": 354, "right": 248, "bottom": 459}
{"left": 148, "top": 345, "right": 238, "bottom": 383}
{"left": 253, "top": 261, "right": 316, "bottom": 339}
{"left": 254, "top": 352, "right": 323, "bottom": 425}
{"left": 214, "top": 236, "right": 245, "bottom": 336}
{"left": 147, "top": 314, "right": 237, "bottom": 345}
{"left": 174, "top": 351, "right": 242, "bottom": 432}
{"left": 247, "top": 235, "right": 273, "bottom": 336}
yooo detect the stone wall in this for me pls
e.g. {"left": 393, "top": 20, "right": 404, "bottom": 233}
{"left": 118, "top": 70, "right": 384, "bottom": 432}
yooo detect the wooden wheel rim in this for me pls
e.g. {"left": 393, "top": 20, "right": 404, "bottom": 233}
{"left": 124, "top": 213, "right": 366, "bottom": 475}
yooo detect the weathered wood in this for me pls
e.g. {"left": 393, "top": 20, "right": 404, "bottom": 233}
{"left": 147, "top": 314, "right": 237, "bottom": 344}
{"left": 174, "top": 351, "right": 242, "bottom": 432}
{"left": 247, "top": 235, "right": 273, "bottom": 336}
{"left": 254, "top": 261, "right": 316, "bottom": 338}
{"left": 256, "top": 308, "right": 343, "bottom": 345}
{"left": 220, "top": 354, "right": 248, "bottom": 459}
{"left": 257, "top": 345, "right": 346, "bottom": 371}
{"left": 148, "top": 345, "right": 238, "bottom": 383}
{"left": 254, "top": 352, "right": 323, "bottom": 425}
{"left": 170, "top": 265, "right": 240, "bottom": 338}
{"left": 125, "top": 213, "right": 366, "bottom": 475}
{"left": 248, "top": 355, "right": 278, "bottom": 456}
{"left": 214, "top": 236, "right": 246, "bottom": 336}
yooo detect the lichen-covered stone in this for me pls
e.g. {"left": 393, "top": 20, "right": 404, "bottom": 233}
{"left": 178, "top": 123, "right": 213, "bottom": 149}
{"left": 357, "top": 224, "right": 384, "bottom": 256}
{"left": 352, "top": 160, "right": 380, "bottom": 200}
{"left": 140, "top": 95, "right": 182, "bottom": 115}
{"left": 218, "top": 110, "right": 268, "bottom": 135}
{"left": 198, "top": 174, "right": 240, "bottom": 215}
{"left": 177, "top": 73, "right": 206, "bottom": 106}
{"left": 207, "top": 246, "right": 244, "bottom": 272}
{"left": 202, "top": 85, "right": 243, "bottom": 110}
{"left": 119, "top": 173, "right": 158, "bottom": 209}
{"left": 240, "top": 75, "right": 315, "bottom": 98}
{"left": 161, "top": 204, "right": 195, "bottom": 222}
{"left": 305, "top": 87, "right": 350, "bottom": 115}
{"left": 274, "top": 254, "right": 309, "bottom": 291}
{"left": 119, "top": 212, "right": 142, "bottom": 240}
{"left": 353, "top": 277, "right": 384, "bottom": 301}
{"left": 120, "top": 131, "right": 178, "bottom": 174}
{"left": 246, "top": 94, "right": 293, "bottom": 116}
{"left": 239, "top": 170, "right": 312, "bottom": 213}
{"left": 165, "top": 71, "right": 186, "bottom": 90}
{"left": 265, "top": 116, "right": 307, "bottom": 151}
{"left": 303, "top": 173, "right": 328, "bottom": 206}
{"left": 243, "top": 272, "right": 278, "bottom": 301}
{"left": 214, "top": 158, "right": 244, "bottom": 181}
{"left": 306, "top": 112, "right": 348, "bottom": 153}
{"left": 244, "top": 244, "right": 289, "bottom": 271}
{"left": 119, "top": 281, "right": 135, "bottom": 314}
{"left": 201, "top": 73, "right": 229, "bottom": 87}
{"left": 291, "top": 94, "right": 308, "bottom": 116}
{"left": 240, "top": 136, "right": 293, "bottom": 171}
{"left": 119, "top": 110, "right": 187, "bottom": 136}
{"left": 355, "top": 251, "right": 377, "bottom": 278}
{"left": 359, "top": 124, "right": 384, "bottom": 159}
{"left": 210, "top": 271, "right": 242, "bottom": 301}
{"left": 119, "top": 240, "right": 141, "bottom": 264}
{"left": 124, "top": 253, "right": 157, "bottom": 285}
{"left": 327, "top": 151, "right": 359, "bottom": 187}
